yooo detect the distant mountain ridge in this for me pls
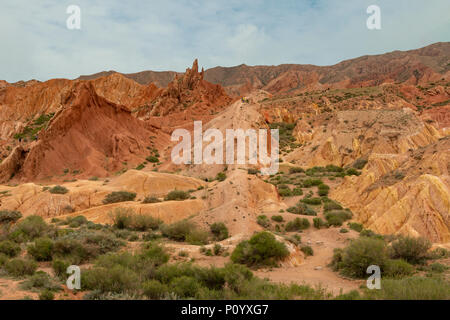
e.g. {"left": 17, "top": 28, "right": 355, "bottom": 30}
{"left": 77, "top": 42, "right": 450, "bottom": 96}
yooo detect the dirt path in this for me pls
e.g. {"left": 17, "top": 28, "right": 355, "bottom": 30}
{"left": 255, "top": 228, "right": 363, "bottom": 295}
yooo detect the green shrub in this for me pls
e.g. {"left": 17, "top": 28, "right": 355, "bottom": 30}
{"left": 278, "top": 188, "right": 292, "bottom": 197}
{"left": 111, "top": 208, "right": 162, "bottom": 231}
{"left": 345, "top": 168, "right": 361, "bottom": 176}
{"left": 52, "top": 239, "right": 89, "bottom": 264}
{"left": 164, "top": 190, "right": 189, "bottom": 201}
{"left": 247, "top": 168, "right": 259, "bottom": 175}
{"left": 285, "top": 218, "right": 310, "bottom": 232}
{"left": 313, "top": 218, "right": 327, "bottom": 229}
{"left": 340, "top": 228, "right": 349, "bottom": 233}
{"left": 301, "top": 246, "right": 313, "bottom": 257}
{"left": 0, "top": 210, "right": 22, "bottom": 224}
{"left": 231, "top": 232, "right": 289, "bottom": 267}
{"left": 323, "top": 201, "right": 343, "bottom": 211}
{"left": 368, "top": 276, "right": 450, "bottom": 300}
{"left": 289, "top": 167, "right": 304, "bottom": 174}
{"left": 360, "top": 229, "right": 384, "bottom": 240}
{"left": 271, "top": 215, "right": 284, "bottom": 223}
{"left": 348, "top": 222, "right": 363, "bottom": 232}
{"left": 389, "top": 236, "right": 431, "bottom": 264}
{"left": 210, "top": 222, "right": 229, "bottom": 241}
{"left": 352, "top": 158, "right": 368, "bottom": 170}
{"left": 384, "top": 259, "right": 414, "bottom": 278}
{"left": 170, "top": 276, "right": 201, "bottom": 298}
{"left": 27, "top": 237, "right": 54, "bottom": 261}
{"left": 332, "top": 237, "right": 388, "bottom": 278}
{"left": 216, "top": 172, "right": 227, "bottom": 182}
{"left": 317, "top": 184, "right": 330, "bottom": 196}
{"left": 49, "top": 185, "right": 69, "bottom": 194}
{"left": 161, "top": 220, "right": 207, "bottom": 244}
{"left": 185, "top": 229, "right": 210, "bottom": 245}
{"left": 82, "top": 265, "right": 139, "bottom": 293}
{"left": 142, "top": 280, "right": 168, "bottom": 299}
{"left": 325, "top": 210, "right": 352, "bottom": 226}
{"left": 429, "top": 262, "right": 448, "bottom": 273}
{"left": 5, "top": 258, "right": 38, "bottom": 277}
{"left": 0, "top": 240, "right": 21, "bottom": 257}
{"left": 39, "top": 289, "right": 55, "bottom": 300}
{"left": 103, "top": 191, "right": 137, "bottom": 204}
{"left": 0, "top": 253, "right": 8, "bottom": 266}
{"left": 21, "top": 271, "right": 61, "bottom": 292}
{"left": 257, "top": 215, "right": 270, "bottom": 228}
{"left": 301, "top": 197, "right": 322, "bottom": 205}
{"left": 9, "top": 215, "right": 49, "bottom": 242}
{"left": 142, "top": 196, "right": 161, "bottom": 204}
{"left": 66, "top": 215, "right": 88, "bottom": 228}
{"left": 146, "top": 156, "right": 159, "bottom": 163}
{"left": 52, "top": 259, "right": 70, "bottom": 280}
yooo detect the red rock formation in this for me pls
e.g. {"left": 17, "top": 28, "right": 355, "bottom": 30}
{"left": 14, "top": 82, "right": 169, "bottom": 181}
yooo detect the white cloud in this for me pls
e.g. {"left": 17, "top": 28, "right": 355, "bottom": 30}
{"left": 0, "top": 0, "right": 449, "bottom": 82}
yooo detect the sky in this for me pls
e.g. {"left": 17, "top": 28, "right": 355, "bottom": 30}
{"left": 1, "top": 0, "right": 449, "bottom": 82}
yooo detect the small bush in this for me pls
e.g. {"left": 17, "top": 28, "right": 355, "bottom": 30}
{"left": 186, "top": 229, "right": 210, "bottom": 245}
{"left": 82, "top": 265, "right": 139, "bottom": 293}
{"left": 27, "top": 237, "right": 54, "bottom": 261}
{"left": 0, "top": 240, "right": 21, "bottom": 257}
{"left": 165, "top": 190, "right": 189, "bottom": 201}
{"left": 103, "top": 191, "right": 137, "bottom": 204}
{"left": 323, "top": 201, "right": 343, "bottom": 211}
{"left": 49, "top": 185, "right": 69, "bottom": 194}
{"left": 216, "top": 172, "right": 227, "bottom": 182}
{"left": 271, "top": 215, "right": 283, "bottom": 223}
{"left": 348, "top": 222, "right": 363, "bottom": 232}
{"left": 384, "top": 259, "right": 414, "bottom": 278}
{"left": 340, "top": 228, "right": 349, "bottom": 233}
{"left": 146, "top": 156, "right": 159, "bottom": 163}
{"left": 345, "top": 168, "right": 361, "bottom": 176}
{"left": 39, "top": 289, "right": 55, "bottom": 300}
{"left": 142, "top": 280, "right": 168, "bottom": 299}
{"left": 301, "top": 246, "right": 313, "bottom": 257}
{"left": 289, "top": 167, "right": 304, "bottom": 174}
{"left": 301, "top": 197, "right": 322, "bottom": 205}
{"left": 9, "top": 215, "right": 49, "bottom": 242}
{"left": 52, "top": 259, "right": 70, "bottom": 280}
{"left": 142, "top": 196, "right": 161, "bottom": 204}
{"left": 429, "top": 262, "right": 448, "bottom": 273}
{"left": 369, "top": 276, "right": 450, "bottom": 300}
{"left": 247, "top": 168, "right": 259, "bottom": 175}
{"left": 210, "top": 222, "right": 229, "bottom": 241}
{"left": 325, "top": 210, "right": 352, "bottom": 226}
{"left": 332, "top": 237, "right": 388, "bottom": 278}
{"left": 231, "top": 232, "right": 289, "bottom": 267}
{"left": 0, "top": 210, "right": 22, "bottom": 224}
{"left": 161, "top": 220, "right": 206, "bottom": 244}
{"left": 5, "top": 258, "right": 38, "bottom": 277}
{"left": 21, "top": 271, "right": 61, "bottom": 291}
{"left": 66, "top": 215, "right": 88, "bottom": 228}
{"left": 389, "top": 236, "right": 431, "bottom": 264}
{"left": 170, "top": 276, "right": 201, "bottom": 298}
{"left": 112, "top": 208, "right": 162, "bottom": 231}
{"left": 285, "top": 218, "right": 310, "bottom": 232}
{"left": 257, "top": 215, "right": 270, "bottom": 228}
{"left": 313, "top": 217, "right": 327, "bottom": 229}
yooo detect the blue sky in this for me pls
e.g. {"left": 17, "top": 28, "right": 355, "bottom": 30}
{"left": 1, "top": 0, "right": 449, "bottom": 82}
